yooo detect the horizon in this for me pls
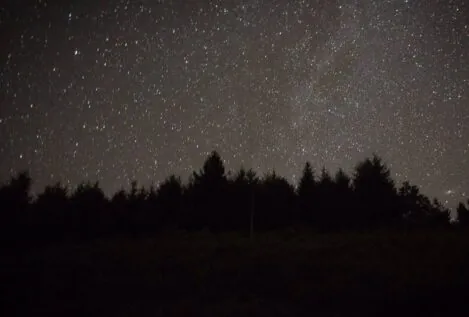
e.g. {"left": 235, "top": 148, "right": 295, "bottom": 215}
{"left": 3, "top": 150, "right": 466, "bottom": 220}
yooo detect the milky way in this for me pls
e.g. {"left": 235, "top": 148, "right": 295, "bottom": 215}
{"left": 0, "top": 0, "right": 468, "bottom": 208}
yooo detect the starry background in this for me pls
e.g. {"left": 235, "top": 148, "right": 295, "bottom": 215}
{"left": 0, "top": 0, "right": 468, "bottom": 209}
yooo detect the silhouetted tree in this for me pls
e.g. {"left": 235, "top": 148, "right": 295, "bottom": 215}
{"left": 0, "top": 171, "right": 32, "bottom": 210}
{"left": 331, "top": 168, "right": 353, "bottom": 230}
{"left": 111, "top": 188, "right": 127, "bottom": 205}
{"left": 111, "top": 188, "right": 129, "bottom": 235}
{"left": 297, "top": 162, "right": 317, "bottom": 226}
{"left": 0, "top": 171, "right": 32, "bottom": 243}
{"left": 143, "top": 184, "right": 159, "bottom": 232}
{"left": 156, "top": 175, "right": 183, "bottom": 229}
{"left": 186, "top": 151, "right": 228, "bottom": 231}
{"left": 225, "top": 167, "right": 260, "bottom": 232}
{"left": 399, "top": 181, "right": 428, "bottom": 227}
{"left": 316, "top": 167, "right": 335, "bottom": 230}
{"left": 70, "top": 181, "right": 108, "bottom": 239}
{"left": 457, "top": 200, "right": 469, "bottom": 227}
{"left": 109, "top": 181, "right": 155, "bottom": 237}
{"left": 127, "top": 181, "right": 148, "bottom": 237}
{"left": 352, "top": 155, "right": 400, "bottom": 228}
{"left": 256, "top": 171, "right": 296, "bottom": 230}
{"left": 334, "top": 169, "right": 351, "bottom": 192}
{"left": 398, "top": 182, "right": 450, "bottom": 228}
{"left": 427, "top": 198, "right": 451, "bottom": 227}
{"left": 35, "top": 182, "right": 70, "bottom": 241}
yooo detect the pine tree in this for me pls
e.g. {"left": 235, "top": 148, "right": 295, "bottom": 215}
{"left": 457, "top": 201, "right": 469, "bottom": 227}
{"left": 352, "top": 154, "right": 400, "bottom": 228}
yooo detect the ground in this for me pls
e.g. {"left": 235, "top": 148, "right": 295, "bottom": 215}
{"left": 3, "top": 229, "right": 469, "bottom": 316}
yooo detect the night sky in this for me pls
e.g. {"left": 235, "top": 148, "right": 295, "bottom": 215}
{"left": 0, "top": 0, "right": 468, "bottom": 208}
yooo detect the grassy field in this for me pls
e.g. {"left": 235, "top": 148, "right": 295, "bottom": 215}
{"left": 3, "top": 230, "right": 469, "bottom": 316}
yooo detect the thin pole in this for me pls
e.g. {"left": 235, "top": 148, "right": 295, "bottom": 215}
{"left": 249, "top": 185, "right": 254, "bottom": 241}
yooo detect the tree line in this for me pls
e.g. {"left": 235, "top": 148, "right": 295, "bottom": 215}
{"left": 1, "top": 151, "right": 469, "bottom": 246}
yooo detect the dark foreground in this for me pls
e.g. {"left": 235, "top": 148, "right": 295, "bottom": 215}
{"left": 3, "top": 230, "right": 469, "bottom": 316}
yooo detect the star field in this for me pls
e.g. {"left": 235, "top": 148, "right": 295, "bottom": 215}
{"left": 0, "top": 0, "right": 468, "bottom": 208}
